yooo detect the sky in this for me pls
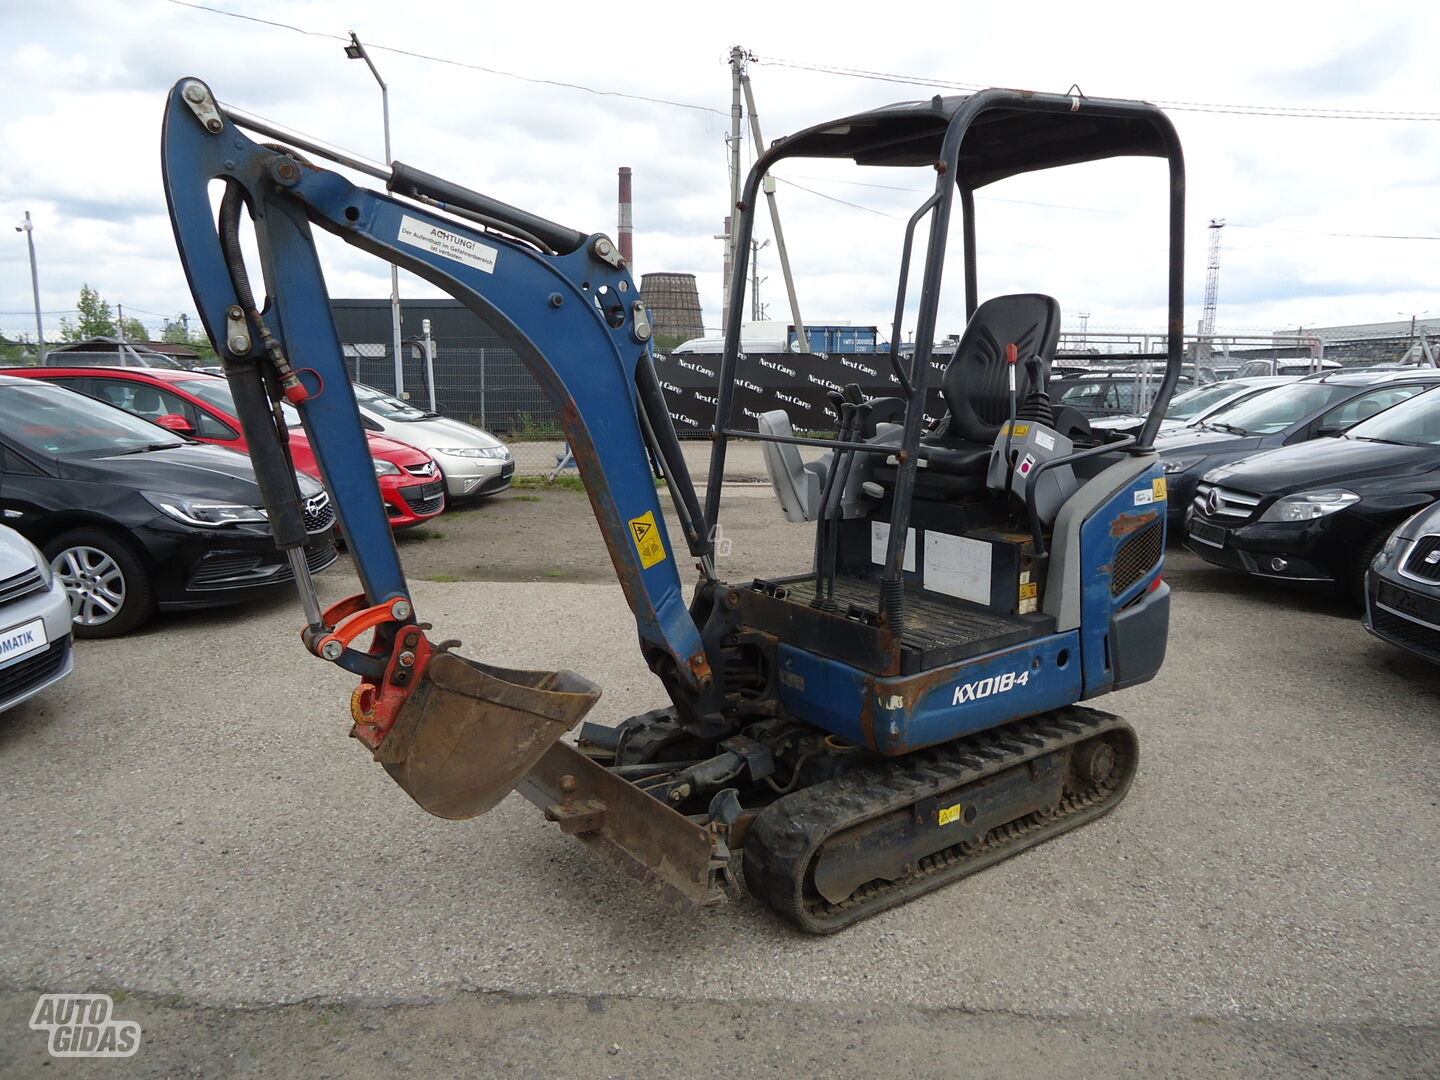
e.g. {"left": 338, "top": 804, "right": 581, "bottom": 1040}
{"left": 2, "top": 0, "right": 1438, "bottom": 351}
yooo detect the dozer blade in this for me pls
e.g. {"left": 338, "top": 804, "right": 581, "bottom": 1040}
{"left": 516, "top": 740, "right": 731, "bottom": 910}
{"left": 371, "top": 651, "right": 602, "bottom": 819}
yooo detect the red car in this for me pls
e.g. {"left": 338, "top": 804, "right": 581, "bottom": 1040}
{"left": 6, "top": 367, "right": 445, "bottom": 528}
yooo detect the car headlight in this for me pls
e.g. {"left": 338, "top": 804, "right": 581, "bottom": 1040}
{"left": 372, "top": 458, "right": 402, "bottom": 476}
{"left": 434, "top": 446, "right": 510, "bottom": 460}
{"left": 1162, "top": 455, "right": 1205, "bottom": 474}
{"left": 25, "top": 537, "right": 54, "bottom": 588}
{"left": 1376, "top": 529, "right": 1405, "bottom": 566}
{"left": 142, "top": 491, "right": 269, "bottom": 528}
{"left": 1258, "top": 488, "right": 1361, "bottom": 523}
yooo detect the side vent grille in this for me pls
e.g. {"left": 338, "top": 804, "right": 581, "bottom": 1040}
{"left": 1112, "top": 520, "right": 1164, "bottom": 597}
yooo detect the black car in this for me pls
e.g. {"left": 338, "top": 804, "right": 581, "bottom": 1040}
{"left": 1182, "top": 386, "right": 1440, "bottom": 601}
{"left": 0, "top": 375, "right": 337, "bottom": 637}
{"left": 1364, "top": 501, "right": 1440, "bottom": 663}
{"left": 1156, "top": 369, "right": 1440, "bottom": 525}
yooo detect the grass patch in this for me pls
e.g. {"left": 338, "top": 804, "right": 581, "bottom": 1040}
{"left": 512, "top": 494, "right": 542, "bottom": 502}
{"left": 513, "top": 475, "right": 587, "bottom": 493}
{"left": 399, "top": 528, "right": 443, "bottom": 542}
{"left": 543, "top": 569, "right": 567, "bottom": 577}
{"left": 426, "top": 573, "right": 459, "bottom": 582}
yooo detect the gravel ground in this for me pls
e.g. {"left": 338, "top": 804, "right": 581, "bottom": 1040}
{"left": 1, "top": 466, "right": 1437, "bottom": 1077}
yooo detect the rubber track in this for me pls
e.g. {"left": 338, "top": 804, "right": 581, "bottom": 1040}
{"left": 742, "top": 705, "right": 1137, "bottom": 933}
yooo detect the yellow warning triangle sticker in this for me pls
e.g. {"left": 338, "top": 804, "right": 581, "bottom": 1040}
{"left": 627, "top": 511, "right": 667, "bottom": 569}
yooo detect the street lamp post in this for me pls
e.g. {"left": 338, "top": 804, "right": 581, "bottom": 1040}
{"left": 14, "top": 211, "right": 45, "bottom": 363}
{"left": 345, "top": 32, "right": 405, "bottom": 398}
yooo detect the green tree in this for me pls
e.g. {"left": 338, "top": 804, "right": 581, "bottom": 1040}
{"left": 58, "top": 285, "right": 151, "bottom": 344}
{"left": 118, "top": 314, "right": 148, "bottom": 343}
{"left": 59, "top": 284, "right": 115, "bottom": 341}
{"left": 162, "top": 317, "right": 217, "bottom": 360}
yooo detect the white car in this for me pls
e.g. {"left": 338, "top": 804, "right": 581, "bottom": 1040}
{"left": 0, "top": 524, "right": 74, "bottom": 714}
{"left": 350, "top": 383, "right": 514, "bottom": 501}
{"left": 1089, "top": 375, "right": 1299, "bottom": 436}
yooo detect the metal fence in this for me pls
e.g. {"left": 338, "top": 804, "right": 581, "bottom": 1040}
{"left": 342, "top": 338, "right": 566, "bottom": 476}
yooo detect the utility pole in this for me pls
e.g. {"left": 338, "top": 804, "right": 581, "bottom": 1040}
{"left": 15, "top": 211, "right": 45, "bottom": 362}
{"left": 715, "top": 216, "right": 732, "bottom": 333}
{"left": 721, "top": 45, "right": 745, "bottom": 333}
{"left": 751, "top": 238, "right": 770, "bottom": 321}
{"left": 739, "top": 56, "right": 809, "bottom": 351}
{"left": 346, "top": 32, "right": 405, "bottom": 397}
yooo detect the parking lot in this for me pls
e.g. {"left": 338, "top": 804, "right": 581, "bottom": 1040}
{"left": 1, "top": 468, "right": 1438, "bottom": 1078}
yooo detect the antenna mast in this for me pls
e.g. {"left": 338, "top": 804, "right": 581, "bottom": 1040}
{"left": 1199, "top": 218, "right": 1226, "bottom": 356}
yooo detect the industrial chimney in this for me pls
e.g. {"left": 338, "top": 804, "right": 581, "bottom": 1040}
{"left": 618, "top": 167, "right": 633, "bottom": 266}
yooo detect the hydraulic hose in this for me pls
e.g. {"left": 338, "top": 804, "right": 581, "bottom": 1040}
{"left": 215, "top": 181, "right": 308, "bottom": 551}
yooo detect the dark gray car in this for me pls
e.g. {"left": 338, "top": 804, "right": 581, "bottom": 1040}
{"left": 1365, "top": 500, "right": 1440, "bottom": 663}
{"left": 1156, "top": 368, "right": 1440, "bottom": 524}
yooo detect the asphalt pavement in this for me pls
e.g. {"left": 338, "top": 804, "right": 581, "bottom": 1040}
{"left": 1, "top": 514, "right": 1437, "bottom": 1076}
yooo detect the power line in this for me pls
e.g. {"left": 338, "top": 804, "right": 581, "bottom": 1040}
{"left": 1229, "top": 222, "right": 1440, "bottom": 241}
{"left": 771, "top": 176, "right": 900, "bottom": 218}
{"left": 166, "top": 4, "right": 1440, "bottom": 125}
{"left": 165, "top": 0, "right": 726, "bottom": 117}
{"left": 749, "top": 54, "right": 1440, "bottom": 122}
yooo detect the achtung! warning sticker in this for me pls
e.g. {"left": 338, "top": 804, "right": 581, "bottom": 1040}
{"left": 1153, "top": 477, "right": 1168, "bottom": 501}
{"left": 628, "top": 511, "right": 668, "bottom": 569}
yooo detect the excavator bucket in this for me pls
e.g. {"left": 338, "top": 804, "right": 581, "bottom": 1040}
{"left": 371, "top": 651, "right": 602, "bottom": 819}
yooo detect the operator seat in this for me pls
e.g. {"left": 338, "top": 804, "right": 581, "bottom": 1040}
{"left": 874, "top": 293, "right": 1064, "bottom": 498}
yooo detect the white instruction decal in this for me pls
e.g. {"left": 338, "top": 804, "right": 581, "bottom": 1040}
{"left": 398, "top": 215, "right": 497, "bottom": 274}
{"left": 924, "top": 531, "right": 992, "bottom": 604}
{"left": 871, "top": 521, "right": 916, "bottom": 572}
{"left": 1134, "top": 488, "right": 1155, "bottom": 506}
{"left": 1035, "top": 430, "right": 1055, "bottom": 451}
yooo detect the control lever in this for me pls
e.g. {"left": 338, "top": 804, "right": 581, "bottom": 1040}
{"left": 813, "top": 395, "right": 866, "bottom": 609}
{"left": 823, "top": 397, "right": 871, "bottom": 609}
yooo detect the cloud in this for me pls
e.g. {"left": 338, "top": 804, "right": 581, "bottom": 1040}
{"left": 1258, "top": 22, "right": 1412, "bottom": 98}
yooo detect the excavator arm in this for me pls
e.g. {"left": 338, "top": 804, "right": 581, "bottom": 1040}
{"left": 161, "top": 77, "right": 722, "bottom": 821}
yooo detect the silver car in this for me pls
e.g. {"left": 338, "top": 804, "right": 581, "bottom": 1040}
{"left": 350, "top": 383, "right": 513, "bottom": 501}
{"left": 1089, "top": 375, "right": 1299, "bottom": 435}
{"left": 0, "top": 524, "right": 74, "bottom": 714}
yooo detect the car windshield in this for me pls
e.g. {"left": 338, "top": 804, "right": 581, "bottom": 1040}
{"left": 1202, "top": 381, "right": 1351, "bottom": 435}
{"left": 0, "top": 381, "right": 187, "bottom": 457}
{"left": 182, "top": 376, "right": 302, "bottom": 426}
{"left": 1165, "top": 383, "right": 1243, "bottom": 421}
{"left": 352, "top": 382, "right": 430, "bottom": 421}
{"left": 1343, "top": 387, "right": 1440, "bottom": 447}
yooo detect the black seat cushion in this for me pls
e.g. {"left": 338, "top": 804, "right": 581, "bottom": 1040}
{"left": 866, "top": 295, "right": 1062, "bottom": 501}
{"left": 939, "top": 293, "right": 1061, "bottom": 446}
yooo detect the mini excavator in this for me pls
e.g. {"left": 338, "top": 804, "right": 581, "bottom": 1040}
{"left": 162, "top": 78, "right": 1183, "bottom": 931}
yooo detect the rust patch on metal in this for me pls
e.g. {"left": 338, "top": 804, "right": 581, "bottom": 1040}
{"left": 858, "top": 683, "right": 878, "bottom": 749}
{"left": 1110, "top": 510, "right": 1159, "bottom": 538}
